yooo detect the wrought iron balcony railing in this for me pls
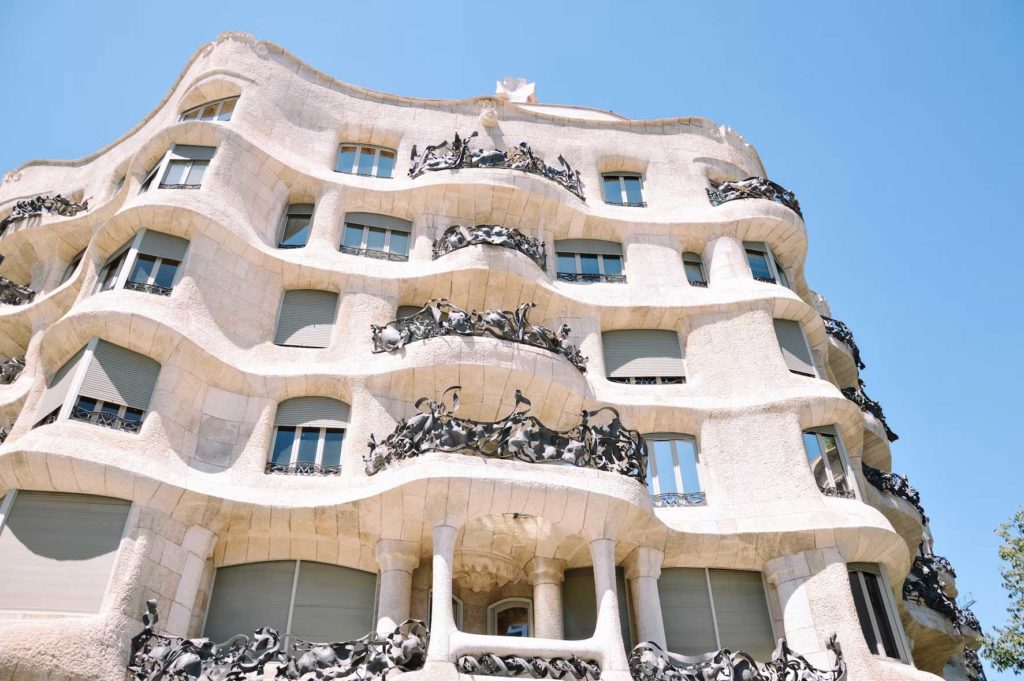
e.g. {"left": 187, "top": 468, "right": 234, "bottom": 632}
{"left": 821, "top": 316, "right": 865, "bottom": 370}
{"left": 688, "top": 279, "right": 709, "bottom": 288}
{"left": 706, "top": 176, "right": 802, "bottom": 217}
{"left": 964, "top": 646, "right": 987, "bottom": 681}
{"left": 70, "top": 405, "right": 142, "bottom": 433}
{"left": 0, "top": 356, "right": 25, "bottom": 385}
{"left": 0, "top": 276, "right": 36, "bottom": 305}
{"left": 556, "top": 272, "right": 627, "bottom": 283}
{"left": 652, "top": 491, "right": 706, "bottom": 508}
{"left": 339, "top": 245, "right": 409, "bottom": 261}
{"left": 459, "top": 654, "right": 600, "bottom": 679}
{"left": 753, "top": 275, "right": 777, "bottom": 284}
{"left": 904, "top": 551, "right": 980, "bottom": 635}
{"left": 432, "top": 224, "right": 547, "bottom": 270}
{"left": 861, "top": 464, "right": 928, "bottom": 523}
{"left": 0, "top": 425, "right": 7, "bottom": 445}
{"left": 125, "top": 280, "right": 173, "bottom": 296}
{"left": 842, "top": 380, "right": 898, "bottom": 442}
{"left": 0, "top": 193, "right": 89, "bottom": 237}
{"left": 820, "top": 485, "right": 857, "bottom": 499}
{"left": 606, "top": 200, "right": 647, "bottom": 208}
{"left": 158, "top": 183, "right": 202, "bottom": 190}
{"left": 265, "top": 461, "right": 342, "bottom": 476}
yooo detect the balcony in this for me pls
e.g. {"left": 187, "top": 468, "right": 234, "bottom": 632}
{"left": 903, "top": 552, "right": 980, "bottom": 635}
{"left": 0, "top": 193, "right": 89, "bottom": 237}
{"left": 265, "top": 461, "right": 341, "bottom": 476}
{"left": 822, "top": 316, "right": 865, "bottom": 370}
{"left": 0, "top": 356, "right": 25, "bottom": 385}
{"left": 651, "top": 491, "right": 706, "bottom": 508}
{"left": 842, "top": 380, "right": 898, "bottom": 442}
{"left": 0, "top": 276, "right": 36, "bottom": 305}
{"left": 862, "top": 463, "right": 928, "bottom": 523}
{"left": 432, "top": 224, "right": 547, "bottom": 270}
{"left": 706, "top": 176, "right": 802, "bottom": 217}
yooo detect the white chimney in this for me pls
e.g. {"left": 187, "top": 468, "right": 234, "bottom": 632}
{"left": 495, "top": 77, "right": 536, "bottom": 104}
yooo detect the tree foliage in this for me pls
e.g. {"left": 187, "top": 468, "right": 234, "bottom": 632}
{"left": 984, "top": 507, "right": 1024, "bottom": 673}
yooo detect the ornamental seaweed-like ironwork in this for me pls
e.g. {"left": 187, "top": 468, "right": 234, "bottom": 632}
{"left": 628, "top": 634, "right": 846, "bottom": 681}
{"left": 0, "top": 275, "right": 35, "bottom": 305}
{"left": 458, "top": 653, "right": 601, "bottom": 680}
{"left": 821, "top": 317, "right": 865, "bottom": 370}
{"left": 371, "top": 299, "right": 587, "bottom": 372}
{"left": 0, "top": 356, "right": 25, "bottom": 385}
{"left": 365, "top": 386, "right": 646, "bottom": 481}
{"left": 842, "top": 380, "right": 898, "bottom": 442}
{"left": 128, "top": 600, "right": 428, "bottom": 681}
{"left": 861, "top": 464, "right": 928, "bottom": 523}
{"left": 0, "top": 194, "right": 89, "bottom": 236}
{"left": 433, "top": 224, "right": 547, "bottom": 269}
{"left": 652, "top": 491, "right": 707, "bottom": 508}
{"left": 964, "top": 646, "right": 987, "bottom": 681}
{"left": 903, "top": 552, "right": 981, "bottom": 635}
{"left": 706, "top": 177, "right": 802, "bottom": 217}
{"left": 409, "top": 131, "right": 585, "bottom": 201}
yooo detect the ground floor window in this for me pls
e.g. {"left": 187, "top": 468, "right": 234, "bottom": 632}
{"left": 487, "top": 597, "right": 533, "bottom": 637}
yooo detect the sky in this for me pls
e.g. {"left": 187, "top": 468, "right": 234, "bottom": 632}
{"left": 1, "top": 0, "right": 1022, "bottom": 676}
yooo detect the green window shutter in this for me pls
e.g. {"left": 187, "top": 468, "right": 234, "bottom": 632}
{"left": 708, "top": 569, "right": 774, "bottom": 660}
{"left": 274, "top": 290, "right": 338, "bottom": 348}
{"left": 170, "top": 144, "right": 216, "bottom": 161}
{"left": 553, "top": 239, "right": 622, "bottom": 256}
{"left": 204, "top": 561, "right": 295, "bottom": 642}
{"left": 275, "top": 397, "right": 350, "bottom": 428}
{"left": 37, "top": 348, "right": 86, "bottom": 418}
{"left": 602, "top": 330, "right": 685, "bottom": 378}
{"left": 79, "top": 340, "right": 161, "bottom": 410}
{"left": 561, "top": 567, "right": 632, "bottom": 645}
{"left": 291, "top": 561, "right": 377, "bottom": 642}
{"left": 138, "top": 229, "right": 189, "bottom": 261}
{"left": 659, "top": 568, "right": 718, "bottom": 655}
{"left": 344, "top": 212, "right": 412, "bottom": 233}
{"left": 0, "top": 492, "right": 130, "bottom": 613}
{"left": 773, "top": 319, "right": 815, "bottom": 376}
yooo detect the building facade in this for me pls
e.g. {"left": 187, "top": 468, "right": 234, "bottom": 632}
{"left": 0, "top": 33, "right": 982, "bottom": 681}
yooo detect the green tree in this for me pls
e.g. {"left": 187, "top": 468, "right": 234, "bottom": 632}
{"left": 984, "top": 508, "right": 1024, "bottom": 673}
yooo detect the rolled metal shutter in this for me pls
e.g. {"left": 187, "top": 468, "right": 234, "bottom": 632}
{"left": 274, "top": 290, "right": 338, "bottom": 348}
{"left": 291, "top": 561, "right": 377, "bottom": 642}
{"left": 138, "top": 230, "right": 189, "bottom": 261}
{"left": 204, "top": 561, "right": 294, "bottom": 643}
{"left": 773, "top": 319, "right": 815, "bottom": 376}
{"left": 553, "top": 239, "right": 622, "bottom": 256}
{"left": 659, "top": 568, "right": 718, "bottom": 655}
{"left": 37, "top": 348, "right": 86, "bottom": 418}
{"left": 0, "top": 492, "right": 130, "bottom": 613}
{"left": 344, "top": 212, "right": 412, "bottom": 233}
{"left": 602, "top": 330, "right": 685, "bottom": 378}
{"left": 561, "top": 567, "right": 632, "bottom": 645}
{"left": 170, "top": 144, "right": 216, "bottom": 161}
{"left": 275, "top": 397, "right": 350, "bottom": 428}
{"left": 708, "top": 569, "right": 774, "bottom": 660}
{"left": 79, "top": 340, "right": 161, "bottom": 410}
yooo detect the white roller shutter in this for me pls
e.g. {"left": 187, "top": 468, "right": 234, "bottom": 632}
{"left": 79, "top": 341, "right": 161, "bottom": 410}
{"left": 170, "top": 144, "right": 216, "bottom": 161}
{"left": 37, "top": 348, "right": 86, "bottom": 419}
{"left": 602, "top": 330, "right": 685, "bottom": 379}
{"left": 275, "top": 397, "right": 350, "bottom": 428}
{"left": 274, "top": 290, "right": 337, "bottom": 348}
{"left": 773, "top": 319, "right": 816, "bottom": 376}
{"left": 554, "top": 239, "right": 622, "bottom": 256}
{"left": 708, "top": 569, "right": 775, "bottom": 661}
{"left": 562, "top": 567, "right": 631, "bottom": 645}
{"left": 0, "top": 492, "right": 130, "bottom": 613}
{"left": 291, "top": 561, "right": 377, "bottom": 642}
{"left": 344, "top": 212, "right": 412, "bottom": 233}
{"left": 139, "top": 230, "right": 189, "bottom": 261}
{"left": 204, "top": 561, "right": 294, "bottom": 642}
{"left": 659, "top": 568, "right": 718, "bottom": 656}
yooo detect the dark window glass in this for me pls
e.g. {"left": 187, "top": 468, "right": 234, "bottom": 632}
{"left": 129, "top": 255, "right": 157, "bottom": 285}
{"left": 180, "top": 109, "right": 200, "bottom": 122}
{"left": 297, "top": 428, "right": 319, "bottom": 463}
{"left": 602, "top": 255, "right": 623, "bottom": 276}
{"left": 683, "top": 257, "right": 706, "bottom": 284}
{"left": 322, "top": 429, "right": 344, "bottom": 468}
{"left": 602, "top": 176, "right": 621, "bottom": 203}
{"left": 356, "top": 149, "right": 376, "bottom": 176}
{"left": 623, "top": 176, "right": 644, "bottom": 204}
{"left": 281, "top": 214, "right": 312, "bottom": 248}
{"left": 496, "top": 606, "right": 530, "bottom": 637}
{"left": 153, "top": 260, "right": 180, "bottom": 289}
{"left": 123, "top": 408, "right": 144, "bottom": 424}
{"left": 272, "top": 426, "right": 296, "bottom": 464}
{"left": 342, "top": 225, "right": 364, "bottom": 249}
{"left": 336, "top": 146, "right": 357, "bottom": 173}
{"left": 863, "top": 572, "right": 900, "bottom": 658}
{"left": 377, "top": 150, "right": 395, "bottom": 178}
{"left": 75, "top": 397, "right": 98, "bottom": 413}
{"left": 579, "top": 254, "right": 600, "bottom": 275}
{"left": 849, "top": 572, "right": 880, "bottom": 652}
{"left": 217, "top": 98, "right": 236, "bottom": 121}
{"left": 556, "top": 253, "right": 577, "bottom": 274}
{"left": 185, "top": 161, "right": 208, "bottom": 186}
{"left": 388, "top": 231, "right": 410, "bottom": 256}
{"left": 100, "top": 402, "right": 121, "bottom": 416}
{"left": 746, "top": 250, "right": 773, "bottom": 281}
{"left": 366, "top": 227, "right": 387, "bottom": 252}
{"left": 101, "top": 252, "right": 127, "bottom": 291}
{"left": 199, "top": 104, "right": 218, "bottom": 121}
{"left": 162, "top": 161, "right": 188, "bottom": 186}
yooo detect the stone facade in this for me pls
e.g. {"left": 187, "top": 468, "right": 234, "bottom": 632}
{"left": 0, "top": 32, "right": 978, "bottom": 681}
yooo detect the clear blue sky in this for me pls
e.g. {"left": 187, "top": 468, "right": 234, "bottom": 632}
{"left": 2, "top": 1, "right": 1021, "bottom": 676}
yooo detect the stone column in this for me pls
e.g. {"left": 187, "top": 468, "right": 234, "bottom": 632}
{"left": 526, "top": 557, "right": 565, "bottom": 639}
{"left": 703, "top": 235, "right": 749, "bottom": 286}
{"left": 589, "top": 538, "right": 629, "bottom": 673}
{"left": 426, "top": 524, "right": 458, "bottom": 662}
{"left": 623, "top": 547, "right": 666, "bottom": 648}
{"left": 374, "top": 539, "right": 421, "bottom": 634}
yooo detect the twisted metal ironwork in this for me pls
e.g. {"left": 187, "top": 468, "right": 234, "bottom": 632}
{"left": 70, "top": 405, "right": 142, "bottom": 433}
{"left": 903, "top": 551, "right": 981, "bottom": 635}
{"left": 158, "top": 182, "right": 202, "bottom": 190}
{"left": 706, "top": 177, "right": 802, "bottom": 217}
{"left": 409, "top": 131, "right": 585, "bottom": 201}
{"left": 820, "top": 485, "right": 857, "bottom": 499}
{"left": 821, "top": 317, "right": 865, "bottom": 370}
{"left": 457, "top": 653, "right": 601, "bottom": 679}
{"left": 0, "top": 275, "right": 35, "bottom": 305}
{"left": 265, "top": 461, "right": 342, "bottom": 476}
{"left": 0, "top": 425, "right": 7, "bottom": 445}
{"left": 340, "top": 245, "right": 409, "bottom": 261}
{"left": 861, "top": 464, "right": 928, "bottom": 523}
{"left": 128, "top": 600, "right": 428, "bottom": 681}
{"left": 125, "top": 280, "right": 173, "bottom": 296}
{"left": 365, "top": 386, "right": 647, "bottom": 481}
{"left": 628, "top": 634, "right": 846, "bottom": 681}
{"left": 556, "top": 272, "right": 627, "bottom": 284}
{"left": 0, "top": 194, "right": 89, "bottom": 236}
{"left": 651, "top": 492, "right": 706, "bottom": 508}
{"left": 964, "top": 646, "right": 986, "bottom": 681}
{"left": 371, "top": 299, "right": 588, "bottom": 372}
{"left": 842, "top": 380, "right": 898, "bottom": 442}
{"left": 433, "top": 224, "right": 546, "bottom": 269}
{"left": 0, "top": 356, "right": 25, "bottom": 385}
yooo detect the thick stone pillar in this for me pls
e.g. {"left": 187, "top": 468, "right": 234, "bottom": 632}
{"left": 426, "top": 524, "right": 458, "bottom": 662}
{"left": 526, "top": 557, "right": 565, "bottom": 639}
{"left": 589, "top": 538, "right": 629, "bottom": 673}
{"left": 374, "top": 539, "right": 421, "bottom": 634}
{"left": 703, "top": 235, "right": 749, "bottom": 286}
{"left": 623, "top": 547, "right": 666, "bottom": 648}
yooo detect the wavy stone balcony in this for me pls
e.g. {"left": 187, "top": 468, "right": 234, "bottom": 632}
{"left": 0, "top": 193, "right": 89, "bottom": 238}
{"left": 706, "top": 177, "right": 802, "bottom": 218}
{"left": 903, "top": 552, "right": 980, "bottom": 636}
{"left": 842, "top": 380, "right": 898, "bottom": 442}
{"left": 862, "top": 464, "right": 928, "bottom": 524}
{"left": 432, "top": 224, "right": 546, "bottom": 270}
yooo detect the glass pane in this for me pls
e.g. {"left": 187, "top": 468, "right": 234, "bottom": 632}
{"left": 336, "top": 146, "right": 357, "bottom": 173}
{"left": 863, "top": 572, "right": 900, "bottom": 658}
{"left": 281, "top": 216, "right": 311, "bottom": 247}
{"left": 684, "top": 261, "right": 706, "bottom": 284}
{"left": 623, "top": 176, "right": 644, "bottom": 204}
{"left": 580, "top": 254, "right": 600, "bottom": 275}
{"left": 366, "top": 227, "right": 387, "bottom": 252}
{"left": 747, "top": 251, "right": 773, "bottom": 280}
{"left": 162, "top": 161, "right": 187, "bottom": 186}
{"left": 377, "top": 150, "right": 395, "bottom": 178}
{"left": 199, "top": 104, "right": 218, "bottom": 121}
{"left": 181, "top": 109, "right": 199, "bottom": 121}
{"left": 272, "top": 427, "right": 296, "bottom": 464}
{"left": 603, "top": 176, "right": 622, "bottom": 203}
{"left": 652, "top": 441, "right": 678, "bottom": 495}
{"left": 849, "top": 572, "right": 880, "bottom": 654}
{"left": 123, "top": 408, "right": 144, "bottom": 424}
{"left": 675, "top": 440, "right": 701, "bottom": 494}
{"left": 100, "top": 402, "right": 120, "bottom": 416}
{"left": 803, "top": 433, "right": 830, "bottom": 488}
{"left": 154, "top": 260, "right": 179, "bottom": 289}
{"left": 775, "top": 258, "right": 790, "bottom": 288}
{"left": 128, "top": 255, "right": 156, "bottom": 284}
{"left": 495, "top": 605, "right": 529, "bottom": 636}
{"left": 75, "top": 397, "right": 97, "bottom": 413}
{"left": 342, "top": 225, "right": 364, "bottom": 249}
{"left": 646, "top": 457, "right": 656, "bottom": 495}
{"left": 185, "top": 161, "right": 208, "bottom": 186}
{"left": 321, "top": 429, "right": 344, "bottom": 468}
{"left": 388, "top": 231, "right": 409, "bottom": 256}
{"left": 297, "top": 428, "right": 319, "bottom": 463}
{"left": 357, "top": 148, "right": 376, "bottom": 176}
{"left": 602, "top": 255, "right": 623, "bottom": 276}
{"left": 217, "top": 98, "right": 236, "bottom": 121}
{"left": 556, "top": 253, "right": 577, "bottom": 274}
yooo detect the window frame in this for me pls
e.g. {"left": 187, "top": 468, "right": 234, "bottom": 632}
{"left": 278, "top": 204, "right": 315, "bottom": 249}
{"left": 848, "top": 564, "right": 912, "bottom": 663}
{"left": 487, "top": 597, "right": 534, "bottom": 637}
{"left": 179, "top": 96, "right": 238, "bottom": 123}
{"left": 159, "top": 158, "right": 209, "bottom": 190}
{"left": 681, "top": 252, "right": 708, "bottom": 287}
{"left": 744, "top": 241, "right": 789, "bottom": 288}
{"left": 601, "top": 172, "right": 647, "bottom": 207}
{"left": 802, "top": 426, "right": 858, "bottom": 499}
{"left": 645, "top": 435, "right": 704, "bottom": 505}
{"left": 70, "top": 396, "right": 145, "bottom": 433}
{"left": 340, "top": 222, "right": 410, "bottom": 261}
{"left": 555, "top": 251, "right": 625, "bottom": 283}
{"left": 268, "top": 425, "right": 346, "bottom": 475}
{"left": 125, "top": 254, "right": 181, "bottom": 296}
{"left": 335, "top": 144, "right": 397, "bottom": 178}
{"left": 60, "top": 249, "right": 86, "bottom": 285}
{"left": 96, "top": 231, "right": 186, "bottom": 296}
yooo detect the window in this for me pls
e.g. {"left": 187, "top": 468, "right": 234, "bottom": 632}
{"left": 554, "top": 239, "right": 625, "bottom": 283}
{"left": 0, "top": 491, "right": 130, "bottom": 614}
{"left": 125, "top": 255, "right": 180, "bottom": 296}
{"left": 204, "top": 560, "right": 376, "bottom": 649}
{"left": 274, "top": 290, "right": 338, "bottom": 348}
{"left": 803, "top": 426, "right": 856, "bottom": 499}
{"left": 180, "top": 96, "right": 238, "bottom": 122}
{"left": 71, "top": 396, "right": 145, "bottom": 433}
{"left": 659, "top": 568, "right": 775, "bottom": 660}
{"left": 335, "top": 144, "right": 396, "bottom": 178}
{"left": 428, "top": 589, "right": 464, "bottom": 630}
{"left": 682, "top": 252, "right": 708, "bottom": 287}
{"left": 139, "top": 162, "right": 160, "bottom": 194}
{"left": 99, "top": 248, "right": 129, "bottom": 291}
{"left": 848, "top": 564, "right": 909, "bottom": 661}
{"left": 646, "top": 435, "right": 703, "bottom": 506}
{"left": 743, "top": 241, "right": 789, "bottom": 288}
{"left": 60, "top": 249, "right": 85, "bottom": 285}
{"left": 487, "top": 598, "right": 532, "bottom": 637}
{"left": 340, "top": 212, "right": 412, "bottom": 261}
{"left": 773, "top": 319, "right": 816, "bottom": 377}
{"left": 603, "top": 330, "right": 685, "bottom": 384}
{"left": 97, "top": 230, "right": 189, "bottom": 296}
{"left": 268, "top": 397, "right": 350, "bottom": 475}
{"left": 158, "top": 145, "right": 215, "bottom": 190}
{"left": 602, "top": 173, "right": 646, "bottom": 207}
{"left": 279, "top": 203, "right": 314, "bottom": 249}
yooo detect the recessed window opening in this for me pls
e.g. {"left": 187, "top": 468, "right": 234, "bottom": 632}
{"left": 125, "top": 254, "right": 180, "bottom": 296}
{"left": 335, "top": 144, "right": 396, "bottom": 178}
{"left": 279, "top": 204, "right": 314, "bottom": 249}
{"left": 268, "top": 397, "right": 350, "bottom": 475}
{"left": 602, "top": 173, "right": 646, "bottom": 207}
{"left": 554, "top": 240, "right": 626, "bottom": 283}
{"left": 682, "top": 252, "right": 708, "bottom": 287}
{"left": 340, "top": 213, "right": 411, "bottom": 261}
{"left": 180, "top": 97, "right": 238, "bottom": 122}
{"left": 646, "top": 435, "right": 704, "bottom": 506}
{"left": 803, "top": 426, "right": 856, "bottom": 499}
{"left": 743, "top": 241, "right": 789, "bottom": 288}
{"left": 602, "top": 330, "right": 686, "bottom": 384}
{"left": 848, "top": 564, "right": 909, "bottom": 662}
{"left": 487, "top": 598, "right": 533, "bottom": 637}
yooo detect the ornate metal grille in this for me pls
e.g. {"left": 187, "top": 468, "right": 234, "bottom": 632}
{"left": 0, "top": 276, "right": 36, "bottom": 305}
{"left": 0, "top": 425, "right": 7, "bottom": 445}
{"left": 651, "top": 491, "right": 707, "bottom": 508}
{"left": 458, "top": 654, "right": 600, "bottom": 679}
{"left": 861, "top": 464, "right": 927, "bottom": 523}
{"left": 125, "top": 280, "right": 173, "bottom": 296}
{"left": 265, "top": 461, "right": 342, "bottom": 476}
{"left": 752, "top": 275, "right": 776, "bottom": 284}
{"left": 964, "top": 646, "right": 987, "bottom": 681}
{"left": 339, "top": 245, "right": 409, "bottom": 261}
{"left": 70, "top": 405, "right": 142, "bottom": 433}
{"left": 432, "top": 224, "right": 547, "bottom": 269}
{"left": 158, "top": 183, "right": 202, "bottom": 190}
{"left": 706, "top": 177, "right": 802, "bottom": 217}
{"left": 820, "top": 486, "right": 857, "bottom": 499}
{"left": 821, "top": 317, "right": 865, "bottom": 370}
{"left": 842, "top": 380, "right": 898, "bottom": 442}
{"left": 903, "top": 549, "right": 980, "bottom": 634}
{"left": 0, "top": 356, "right": 25, "bottom": 385}
{"left": 607, "top": 200, "right": 647, "bottom": 208}
{"left": 556, "top": 272, "right": 627, "bottom": 283}
{"left": 0, "top": 194, "right": 89, "bottom": 236}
